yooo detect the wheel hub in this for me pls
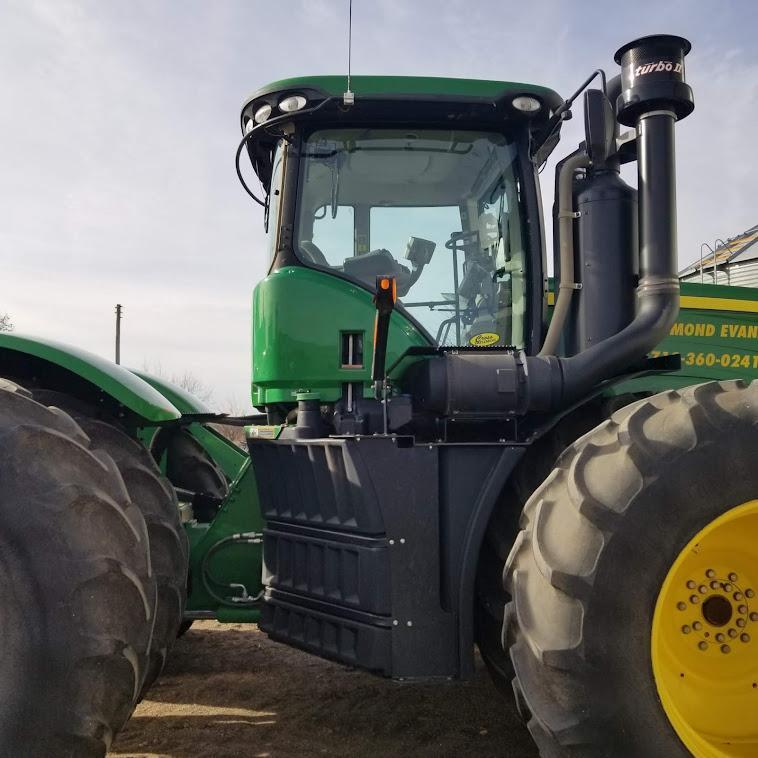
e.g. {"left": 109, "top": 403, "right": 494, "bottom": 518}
{"left": 652, "top": 500, "right": 758, "bottom": 757}
{"left": 675, "top": 569, "right": 756, "bottom": 656}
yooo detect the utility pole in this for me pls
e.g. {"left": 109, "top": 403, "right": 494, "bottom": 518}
{"left": 115, "top": 304, "right": 122, "bottom": 364}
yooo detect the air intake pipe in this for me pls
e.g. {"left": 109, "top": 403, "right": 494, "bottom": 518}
{"left": 409, "top": 35, "right": 694, "bottom": 417}
{"left": 545, "top": 34, "right": 694, "bottom": 405}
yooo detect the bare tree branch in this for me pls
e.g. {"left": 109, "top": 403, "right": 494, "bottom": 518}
{"left": 141, "top": 361, "right": 214, "bottom": 403}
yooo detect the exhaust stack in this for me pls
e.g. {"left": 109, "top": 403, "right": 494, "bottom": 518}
{"left": 552, "top": 34, "right": 694, "bottom": 404}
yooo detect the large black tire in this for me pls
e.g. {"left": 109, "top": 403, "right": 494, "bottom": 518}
{"left": 76, "top": 418, "right": 189, "bottom": 695}
{"left": 0, "top": 380, "right": 155, "bottom": 756}
{"left": 475, "top": 399, "right": 616, "bottom": 693}
{"left": 504, "top": 381, "right": 758, "bottom": 757}
{"left": 33, "top": 390, "right": 189, "bottom": 695}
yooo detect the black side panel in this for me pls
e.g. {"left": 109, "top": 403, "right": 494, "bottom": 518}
{"left": 263, "top": 525, "right": 391, "bottom": 614}
{"left": 262, "top": 594, "right": 393, "bottom": 671}
{"left": 249, "top": 435, "right": 524, "bottom": 681}
{"left": 251, "top": 440, "right": 385, "bottom": 534}
{"left": 250, "top": 437, "right": 456, "bottom": 678}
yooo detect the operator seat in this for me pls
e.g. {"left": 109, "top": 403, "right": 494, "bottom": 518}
{"left": 343, "top": 249, "right": 412, "bottom": 295}
{"left": 299, "top": 241, "right": 413, "bottom": 296}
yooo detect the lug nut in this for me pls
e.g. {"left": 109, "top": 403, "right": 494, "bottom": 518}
{"left": 711, "top": 581, "right": 720, "bottom": 590}
{"left": 716, "top": 633, "right": 725, "bottom": 643}
{"left": 693, "top": 621, "right": 703, "bottom": 631}
{"left": 698, "top": 641, "right": 708, "bottom": 651}
{"left": 750, "top": 612, "right": 758, "bottom": 622}
{"left": 687, "top": 580, "right": 696, "bottom": 589}
{"left": 739, "top": 605, "right": 748, "bottom": 614}
{"left": 741, "top": 633, "right": 751, "bottom": 643}
{"left": 699, "top": 585, "right": 708, "bottom": 594}
{"left": 729, "top": 572, "right": 738, "bottom": 582}
{"left": 724, "top": 583, "right": 733, "bottom": 592}
{"left": 734, "top": 592, "right": 744, "bottom": 601}
{"left": 747, "top": 589, "right": 755, "bottom": 598}
{"left": 721, "top": 644, "right": 731, "bottom": 654}
{"left": 682, "top": 625, "right": 691, "bottom": 634}
{"left": 728, "top": 629, "right": 738, "bottom": 638}
{"left": 690, "top": 595, "right": 700, "bottom": 604}
{"left": 677, "top": 602, "right": 687, "bottom": 611}
{"left": 706, "top": 569, "right": 716, "bottom": 579}
{"left": 737, "top": 618, "right": 747, "bottom": 628}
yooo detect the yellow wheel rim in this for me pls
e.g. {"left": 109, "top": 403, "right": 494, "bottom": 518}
{"left": 652, "top": 500, "right": 758, "bottom": 757}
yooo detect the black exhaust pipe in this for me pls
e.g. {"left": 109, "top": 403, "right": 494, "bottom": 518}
{"left": 547, "top": 34, "right": 694, "bottom": 405}
{"left": 410, "top": 35, "right": 694, "bottom": 417}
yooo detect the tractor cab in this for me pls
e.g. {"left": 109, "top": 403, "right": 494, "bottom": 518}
{"left": 240, "top": 77, "right": 562, "bottom": 419}
{"left": 241, "top": 36, "right": 693, "bottom": 447}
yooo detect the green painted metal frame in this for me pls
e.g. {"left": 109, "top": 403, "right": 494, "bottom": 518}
{"left": 134, "top": 369, "right": 247, "bottom": 481}
{"left": 130, "top": 371, "right": 260, "bottom": 621}
{"left": 0, "top": 333, "right": 180, "bottom": 423}
{"left": 184, "top": 459, "right": 264, "bottom": 623}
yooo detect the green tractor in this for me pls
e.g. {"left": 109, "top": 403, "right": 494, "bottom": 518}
{"left": 2, "top": 32, "right": 758, "bottom": 757}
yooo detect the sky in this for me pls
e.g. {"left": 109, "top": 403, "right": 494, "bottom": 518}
{"left": 1, "top": 0, "right": 756, "bottom": 410}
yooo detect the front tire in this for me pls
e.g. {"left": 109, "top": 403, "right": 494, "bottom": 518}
{"left": 77, "top": 418, "right": 189, "bottom": 695}
{"left": 0, "top": 380, "right": 155, "bottom": 756}
{"left": 504, "top": 381, "right": 758, "bottom": 757}
{"left": 32, "top": 390, "right": 189, "bottom": 695}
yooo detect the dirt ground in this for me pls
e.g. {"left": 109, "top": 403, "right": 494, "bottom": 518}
{"left": 109, "top": 621, "right": 538, "bottom": 758}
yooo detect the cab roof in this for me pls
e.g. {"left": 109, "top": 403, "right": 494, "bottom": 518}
{"left": 240, "top": 75, "right": 565, "bottom": 192}
{"left": 243, "top": 75, "right": 563, "bottom": 113}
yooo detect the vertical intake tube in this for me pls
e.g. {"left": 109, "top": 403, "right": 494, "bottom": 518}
{"left": 538, "top": 150, "right": 590, "bottom": 357}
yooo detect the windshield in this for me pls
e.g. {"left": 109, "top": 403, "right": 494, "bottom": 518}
{"left": 295, "top": 128, "right": 528, "bottom": 348}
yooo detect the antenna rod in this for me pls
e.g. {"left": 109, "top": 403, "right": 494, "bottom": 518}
{"left": 115, "top": 304, "right": 122, "bottom": 364}
{"left": 348, "top": 0, "right": 352, "bottom": 91}
{"left": 343, "top": 0, "right": 354, "bottom": 105}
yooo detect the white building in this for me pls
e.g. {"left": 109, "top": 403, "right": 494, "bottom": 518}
{"left": 679, "top": 224, "right": 758, "bottom": 287}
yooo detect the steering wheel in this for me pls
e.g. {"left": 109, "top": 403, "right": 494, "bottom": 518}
{"left": 300, "top": 240, "right": 329, "bottom": 266}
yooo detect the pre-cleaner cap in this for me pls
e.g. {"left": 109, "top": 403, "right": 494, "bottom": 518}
{"left": 614, "top": 34, "right": 694, "bottom": 127}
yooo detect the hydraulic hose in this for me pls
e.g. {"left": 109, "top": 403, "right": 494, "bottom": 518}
{"left": 200, "top": 532, "right": 264, "bottom": 607}
{"left": 538, "top": 151, "right": 590, "bottom": 357}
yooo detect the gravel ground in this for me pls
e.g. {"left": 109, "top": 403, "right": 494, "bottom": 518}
{"left": 109, "top": 621, "right": 539, "bottom": 758}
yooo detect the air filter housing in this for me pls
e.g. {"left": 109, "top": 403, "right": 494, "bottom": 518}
{"left": 614, "top": 34, "right": 694, "bottom": 126}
